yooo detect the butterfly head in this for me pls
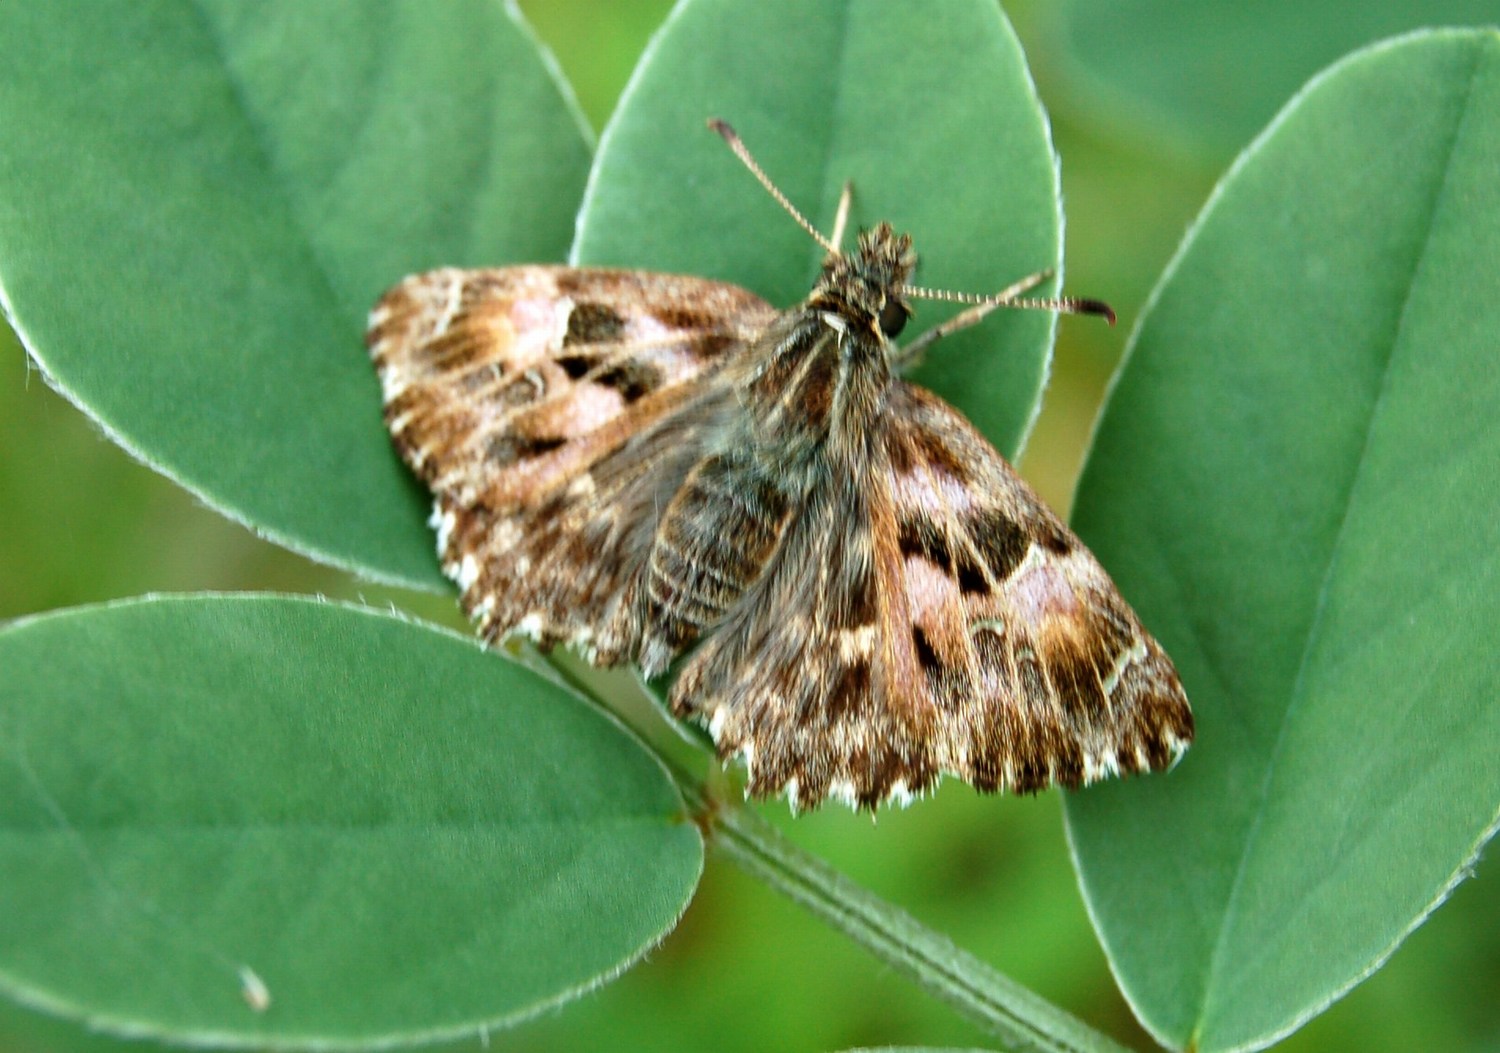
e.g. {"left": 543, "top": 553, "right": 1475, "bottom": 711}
{"left": 707, "top": 117, "right": 1117, "bottom": 337}
{"left": 816, "top": 223, "right": 917, "bottom": 340}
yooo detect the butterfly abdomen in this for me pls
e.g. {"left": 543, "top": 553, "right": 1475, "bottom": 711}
{"left": 638, "top": 452, "right": 798, "bottom": 676}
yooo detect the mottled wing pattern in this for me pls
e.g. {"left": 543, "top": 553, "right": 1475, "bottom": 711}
{"left": 368, "top": 266, "right": 776, "bottom": 661}
{"left": 672, "top": 381, "right": 1192, "bottom": 809}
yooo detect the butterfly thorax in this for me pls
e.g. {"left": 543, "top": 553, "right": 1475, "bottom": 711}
{"left": 632, "top": 227, "right": 921, "bottom": 671}
{"left": 732, "top": 224, "right": 918, "bottom": 471}
{"left": 812, "top": 223, "right": 916, "bottom": 347}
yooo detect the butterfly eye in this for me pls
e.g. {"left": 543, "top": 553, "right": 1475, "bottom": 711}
{"left": 878, "top": 299, "right": 909, "bottom": 337}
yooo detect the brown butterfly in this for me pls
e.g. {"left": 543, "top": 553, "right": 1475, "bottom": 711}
{"left": 367, "top": 119, "right": 1192, "bottom": 810}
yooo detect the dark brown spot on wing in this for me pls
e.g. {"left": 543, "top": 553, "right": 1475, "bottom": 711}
{"left": 898, "top": 513, "right": 991, "bottom": 595}
{"left": 970, "top": 508, "right": 1031, "bottom": 582}
{"left": 596, "top": 360, "right": 663, "bottom": 403}
{"left": 898, "top": 514, "right": 951, "bottom": 566}
{"left": 911, "top": 625, "right": 940, "bottom": 675}
{"left": 1052, "top": 743, "right": 1086, "bottom": 787}
{"left": 1016, "top": 648, "right": 1047, "bottom": 701}
{"left": 888, "top": 420, "right": 973, "bottom": 483}
{"left": 549, "top": 270, "right": 588, "bottom": 296}
{"left": 745, "top": 318, "right": 826, "bottom": 404}
{"left": 686, "top": 332, "right": 739, "bottom": 362}
{"left": 1047, "top": 642, "right": 1108, "bottom": 723}
{"left": 955, "top": 559, "right": 988, "bottom": 594}
{"left": 563, "top": 302, "right": 625, "bottom": 346}
{"left": 1040, "top": 522, "right": 1073, "bottom": 555}
{"left": 790, "top": 344, "right": 837, "bottom": 426}
{"left": 653, "top": 306, "right": 722, "bottom": 331}
{"left": 1012, "top": 756, "right": 1049, "bottom": 794}
{"left": 839, "top": 559, "right": 879, "bottom": 628}
{"left": 826, "top": 657, "right": 871, "bottom": 722}
{"left": 484, "top": 433, "right": 567, "bottom": 464}
{"left": 556, "top": 354, "right": 591, "bottom": 380}
{"left": 422, "top": 327, "right": 492, "bottom": 371}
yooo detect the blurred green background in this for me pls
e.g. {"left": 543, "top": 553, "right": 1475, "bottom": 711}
{"left": 2, "top": 2, "right": 1496, "bottom": 1051}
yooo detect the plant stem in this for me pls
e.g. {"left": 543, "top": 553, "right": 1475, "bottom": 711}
{"left": 708, "top": 802, "right": 1133, "bottom": 1053}
{"left": 701, "top": 801, "right": 1129, "bottom": 1053}
{"left": 556, "top": 662, "right": 1134, "bottom": 1053}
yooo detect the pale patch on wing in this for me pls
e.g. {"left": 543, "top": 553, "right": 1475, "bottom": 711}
{"left": 885, "top": 779, "right": 916, "bottom": 807}
{"left": 506, "top": 294, "right": 572, "bottom": 357}
{"left": 826, "top": 779, "right": 858, "bottom": 809}
{"left": 1005, "top": 546, "right": 1085, "bottom": 624}
{"left": 520, "top": 379, "right": 626, "bottom": 438}
{"left": 891, "top": 463, "right": 978, "bottom": 516}
{"left": 512, "top": 612, "right": 546, "bottom": 640}
{"left": 708, "top": 706, "right": 729, "bottom": 743}
{"left": 903, "top": 554, "right": 962, "bottom": 625}
{"left": 456, "top": 553, "right": 480, "bottom": 592}
{"left": 430, "top": 504, "right": 457, "bottom": 553}
{"left": 836, "top": 624, "right": 875, "bottom": 660}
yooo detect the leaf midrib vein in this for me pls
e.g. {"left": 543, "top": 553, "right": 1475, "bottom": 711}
{"left": 184, "top": 0, "right": 360, "bottom": 325}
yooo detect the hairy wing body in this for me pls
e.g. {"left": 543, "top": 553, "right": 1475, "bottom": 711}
{"left": 369, "top": 266, "right": 776, "bottom": 662}
{"left": 369, "top": 260, "right": 1192, "bottom": 810}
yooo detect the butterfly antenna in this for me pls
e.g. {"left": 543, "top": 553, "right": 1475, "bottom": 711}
{"left": 708, "top": 118, "right": 839, "bottom": 256}
{"left": 899, "top": 269, "right": 1115, "bottom": 361}
{"left": 905, "top": 269, "right": 1117, "bottom": 325}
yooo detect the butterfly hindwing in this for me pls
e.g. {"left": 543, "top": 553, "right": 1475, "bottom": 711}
{"left": 669, "top": 380, "right": 1192, "bottom": 809}
{"left": 879, "top": 383, "right": 1192, "bottom": 792}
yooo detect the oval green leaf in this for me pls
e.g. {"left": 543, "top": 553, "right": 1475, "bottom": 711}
{"left": 0, "top": 1, "right": 590, "bottom": 589}
{"left": 1058, "top": 0, "right": 1500, "bottom": 154}
{"left": 1066, "top": 29, "right": 1500, "bottom": 1052}
{"left": 574, "top": 0, "right": 1063, "bottom": 455}
{"left": 0, "top": 595, "right": 702, "bottom": 1047}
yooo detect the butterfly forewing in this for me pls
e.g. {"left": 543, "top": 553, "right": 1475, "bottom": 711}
{"left": 369, "top": 266, "right": 775, "bottom": 659}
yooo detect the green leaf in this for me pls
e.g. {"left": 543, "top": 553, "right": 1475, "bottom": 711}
{"left": 0, "top": 595, "right": 702, "bottom": 1047}
{"left": 1057, "top": 0, "right": 1500, "bottom": 154}
{"left": 574, "top": 0, "right": 1063, "bottom": 456}
{"left": 0, "top": 1, "right": 590, "bottom": 590}
{"left": 1066, "top": 29, "right": 1500, "bottom": 1052}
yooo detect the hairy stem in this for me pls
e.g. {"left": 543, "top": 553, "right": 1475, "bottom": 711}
{"left": 707, "top": 800, "right": 1133, "bottom": 1053}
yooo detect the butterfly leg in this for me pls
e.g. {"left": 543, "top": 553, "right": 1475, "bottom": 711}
{"left": 637, "top": 453, "right": 798, "bottom": 677}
